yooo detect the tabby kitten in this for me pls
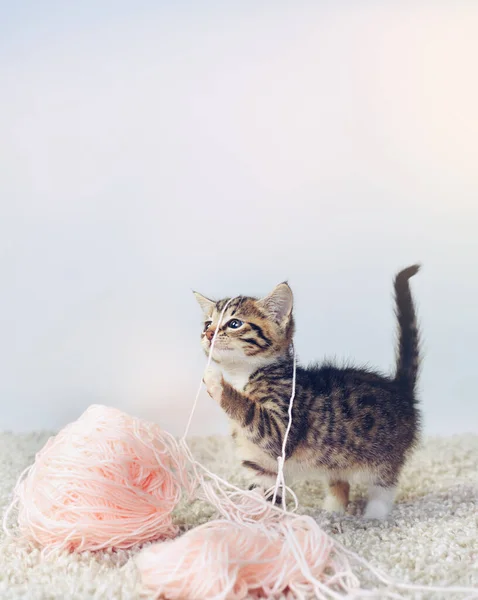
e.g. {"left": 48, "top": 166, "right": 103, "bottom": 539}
{"left": 194, "top": 266, "right": 420, "bottom": 519}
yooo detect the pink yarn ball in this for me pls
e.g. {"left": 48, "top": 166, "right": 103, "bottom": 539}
{"left": 9, "top": 405, "right": 192, "bottom": 552}
{"left": 136, "top": 516, "right": 340, "bottom": 600}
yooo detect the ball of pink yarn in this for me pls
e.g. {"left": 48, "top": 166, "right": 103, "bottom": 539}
{"left": 136, "top": 516, "right": 343, "bottom": 600}
{"left": 8, "top": 405, "right": 192, "bottom": 552}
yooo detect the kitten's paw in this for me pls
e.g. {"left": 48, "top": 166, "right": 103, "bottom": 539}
{"left": 364, "top": 485, "right": 395, "bottom": 520}
{"left": 203, "top": 367, "right": 223, "bottom": 403}
{"left": 363, "top": 499, "right": 391, "bottom": 520}
{"left": 323, "top": 494, "right": 346, "bottom": 515}
{"left": 248, "top": 484, "right": 282, "bottom": 506}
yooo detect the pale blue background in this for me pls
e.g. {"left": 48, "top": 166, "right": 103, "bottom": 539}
{"left": 1, "top": 2, "right": 477, "bottom": 435}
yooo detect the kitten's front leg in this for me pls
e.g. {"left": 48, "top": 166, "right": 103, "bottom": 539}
{"left": 204, "top": 367, "right": 255, "bottom": 425}
{"left": 248, "top": 481, "right": 282, "bottom": 505}
{"left": 207, "top": 378, "right": 282, "bottom": 504}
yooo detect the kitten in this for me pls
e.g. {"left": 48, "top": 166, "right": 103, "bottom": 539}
{"left": 193, "top": 265, "right": 421, "bottom": 519}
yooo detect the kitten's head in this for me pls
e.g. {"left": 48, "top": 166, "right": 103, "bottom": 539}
{"left": 193, "top": 283, "right": 294, "bottom": 365}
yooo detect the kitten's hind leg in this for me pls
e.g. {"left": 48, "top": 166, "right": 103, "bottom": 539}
{"left": 323, "top": 480, "right": 350, "bottom": 514}
{"left": 364, "top": 468, "right": 398, "bottom": 520}
{"left": 364, "top": 485, "right": 396, "bottom": 519}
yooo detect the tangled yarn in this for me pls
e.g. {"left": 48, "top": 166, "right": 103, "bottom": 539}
{"left": 3, "top": 405, "right": 192, "bottom": 552}
{"left": 136, "top": 516, "right": 358, "bottom": 600}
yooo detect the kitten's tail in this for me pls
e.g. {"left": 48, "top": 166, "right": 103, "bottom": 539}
{"left": 394, "top": 264, "right": 421, "bottom": 395}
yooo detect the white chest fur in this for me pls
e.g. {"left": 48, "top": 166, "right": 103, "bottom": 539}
{"left": 216, "top": 356, "right": 276, "bottom": 392}
{"left": 222, "top": 368, "right": 251, "bottom": 392}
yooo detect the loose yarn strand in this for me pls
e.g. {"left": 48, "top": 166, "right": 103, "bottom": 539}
{"left": 181, "top": 299, "right": 231, "bottom": 441}
{"left": 272, "top": 343, "right": 297, "bottom": 508}
{"left": 2, "top": 464, "right": 32, "bottom": 537}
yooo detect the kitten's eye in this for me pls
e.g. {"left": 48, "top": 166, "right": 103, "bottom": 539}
{"left": 227, "top": 319, "right": 243, "bottom": 329}
{"left": 204, "top": 321, "right": 212, "bottom": 331}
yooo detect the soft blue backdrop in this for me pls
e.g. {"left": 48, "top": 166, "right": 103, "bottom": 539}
{"left": 1, "top": 2, "right": 477, "bottom": 435}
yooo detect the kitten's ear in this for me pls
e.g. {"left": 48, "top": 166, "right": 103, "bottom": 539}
{"left": 257, "top": 282, "right": 293, "bottom": 324}
{"left": 193, "top": 291, "right": 215, "bottom": 316}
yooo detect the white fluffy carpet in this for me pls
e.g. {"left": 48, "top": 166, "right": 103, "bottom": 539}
{"left": 0, "top": 432, "right": 477, "bottom": 599}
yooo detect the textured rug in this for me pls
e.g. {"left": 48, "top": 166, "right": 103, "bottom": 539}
{"left": 0, "top": 431, "right": 477, "bottom": 599}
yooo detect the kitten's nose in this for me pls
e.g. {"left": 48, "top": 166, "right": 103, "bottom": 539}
{"left": 205, "top": 329, "right": 216, "bottom": 341}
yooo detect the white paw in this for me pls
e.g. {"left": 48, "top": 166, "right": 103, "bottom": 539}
{"left": 363, "top": 499, "right": 391, "bottom": 520}
{"left": 323, "top": 494, "right": 346, "bottom": 515}
{"left": 364, "top": 485, "right": 395, "bottom": 520}
{"left": 203, "top": 367, "right": 223, "bottom": 403}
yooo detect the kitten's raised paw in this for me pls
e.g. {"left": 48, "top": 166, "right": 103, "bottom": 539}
{"left": 203, "top": 367, "right": 223, "bottom": 403}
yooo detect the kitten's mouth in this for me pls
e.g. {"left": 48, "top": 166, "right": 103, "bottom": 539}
{"left": 207, "top": 340, "right": 233, "bottom": 352}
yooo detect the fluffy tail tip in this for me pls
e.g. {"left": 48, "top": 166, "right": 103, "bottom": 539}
{"left": 396, "top": 264, "right": 421, "bottom": 282}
